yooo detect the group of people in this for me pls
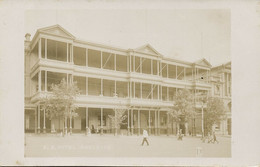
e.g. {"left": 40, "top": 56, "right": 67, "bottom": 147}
{"left": 86, "top": 127, "right": 219, "bottom": 145}
{"left": 202, "top": 131, "right": 219, "bottom": 144}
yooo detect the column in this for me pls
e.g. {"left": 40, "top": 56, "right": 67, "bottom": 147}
{"left": 140, "top": 57, "right": 142, "bottom": 73}
{"left": 127, "top": 55, "right": 129, "bottom": 72}
{"left": 127, "top": 109, "right": 130, "bottom": 135}
{"left": 69, "top": 110, "right": 72, "bottom": 133}
{"left": 67, "top": 43, "right": 69, "bottom": 62}
{"left": 133, "top": 56, "right": 135, "bottom": 72}
{"left": 138, "top": 110, "right": 140, "bottom": 135}
{"left": 86, "top": 77, "right": 88, "bottom": 95}
{"left": 133, "top": 82, "right": 135, "bottom": 98}
{"left": 151, "top": 59, "right": 153, "bottom": 75}
{"left": 45, "top": 70, "right": 47, "bottom": 92}
{"left": 151, "top": 84, "right": 153, "bottom": 99}
{"left": 127, "top": 82, "right": 129, "bottom": 98}
{"left": 131, "top": 109, "right": 134, "bottom": 135}
{"left": 114, "top": 54, "right": 116, "bottom": 71}
{"left": 38, "top": 70, "right": 41, "bottom": 92}
{"left": 37, "top": 105, "right": 40, "bottom": 133}
{"left": 148, "top": 110, "right": 151, "bottom": 135}
{"left": 101, "top": 108, "right": 103, "bottom": 135}
{"left": 167, "top": 112, "right": 169, "bottom": 136}
{"left": 114, "top": 81, "right": 117, "bottom": 97}
{"left": 101, "top": 79, "right": 103, "bottom": 96}
{"left": 45, "top": 39, "right": 47, "bottom": 59}
{"left": 192, "top": 68, "right": 194, "bottom": 80}
{"left": 35, "top": 108, "right": 37, "bottom": 134}
{"left": 101, "top": 52, "right": 103, "bottom": 69}
{"left": 176, "top": 65, "right": 178, "bottom": 79}
{"left": 129, "top": 81, "right": 132, "bottom": 98}
{"left": 157, "top": 61, "right": 159, "bottom": 76}
{"left": 157, "top": 85, "right": 160, "bottom": 100}
{"left": 160, "top": 85, "right": 162, "bottom": 100}
{"left": 167, "top": 87, "right": 169, "bottom": 101}
{"left": 158, "top": 110, "right": 160, "bottom": 135}
{"left": 154, "top": 110, "right": 157, "bottom": 135}
{"left": 129, "top": 54, "right": 132, "bottom": 72}
{"left": 43, "top": 109, "right": 46, "bottom": 133}
{"left": 71, "top": 44, "right": 74, "bottom": 63}
{"left": 85, "top": 107, "right": 88, "bottom": 134}
{"left": 140, "top": 83, "right": 142, "bottom": 99}
{"left": 65, "top": 115, "right": 67, "bottom": 134}
{"left": 167, "top": 64, "right": 168, "bottom": 78}
{"left": 38, "top": 38, "right": 41, "bottom": 58}
{"left": 86, "top": 48, "right": 88, "bottom": 67}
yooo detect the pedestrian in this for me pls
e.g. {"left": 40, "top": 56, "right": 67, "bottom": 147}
{"left": 86, "top": 127, "right": 91, "bottom": 136}
{"left": 212, "top": 131, "right": 219, "bottom": 144}
{"left": 177, "top": 129, "right": 183, "bottom": 140}
{"left": 141, "top": 129, "right": 149, "bottom": 146}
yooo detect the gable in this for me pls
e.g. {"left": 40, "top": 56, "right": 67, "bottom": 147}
{"left": 38, "top": 25, "right": 75, "bottom": 39}
{"left": 135, "top": 44, "right": 160, "bottom": 56}
{"left": 195, "top": 58, "right": 211, "bottom": 67}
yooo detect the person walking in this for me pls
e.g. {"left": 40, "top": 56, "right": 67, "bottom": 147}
{"left": 177, "top": 129, "right": 184, "bottom": 140}
{"left": 212, "top": 131, "right": 219, "bottom": 144}
{"left": 141, "top": 129, "right": 149, "bottom": 146}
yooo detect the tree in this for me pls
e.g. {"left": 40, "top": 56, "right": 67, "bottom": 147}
{"left": 168, "top": 89, "right": 195, "bottom": 134}
{"left": 204, "top": 97, "right": 226, "bottom": 134}
{"left": 40, "top": 78, "right": 80, "bottom": 135}
{"left": 108, "top": 106, "right": 127, "bottom": 136}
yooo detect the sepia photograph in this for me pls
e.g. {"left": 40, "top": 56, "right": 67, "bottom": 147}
{"left": 1, "top": 0, "right": 260, "bottom": 166}
{"left": 24, "top": 9, "right": 231, "bottom": 158}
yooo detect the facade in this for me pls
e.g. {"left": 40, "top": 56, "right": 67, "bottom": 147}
{"left": 24, "top": 25, "right": 231, "bottom": 136}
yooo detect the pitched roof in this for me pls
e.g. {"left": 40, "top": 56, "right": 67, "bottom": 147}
{"left": 38, "top": 24, "right": 75, "bottom": 39}
{"left": 194, "top": 58, "right": 212, "bottom": 67}
{"left": 134, "top": 44, "right": 162, "bottom": 56}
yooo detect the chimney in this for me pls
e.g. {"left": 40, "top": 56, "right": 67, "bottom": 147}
{"left": 25, "top": 33, "right": 31, "bottom": 41}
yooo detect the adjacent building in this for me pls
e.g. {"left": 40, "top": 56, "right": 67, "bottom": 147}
{"left": 24, "top": 25, "right": 231, "bottom": 136}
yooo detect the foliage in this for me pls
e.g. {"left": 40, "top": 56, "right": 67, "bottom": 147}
{"left": 204, "top": 97, "right": 226, "bottom": 132}
{"left": 108, "top": 106, "right": 127, "bottom": 135}
{"left": 40, "top": 78, "right": 80, "bottom": 120}
{"left": 168, "top": 89, "right": 196, "bottom": 123}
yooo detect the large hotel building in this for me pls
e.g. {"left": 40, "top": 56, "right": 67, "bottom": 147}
{"left": 24, "top": 25, "right": 231, "bottom": 136}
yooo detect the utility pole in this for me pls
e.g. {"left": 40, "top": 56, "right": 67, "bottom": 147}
{"left": 201, "top": 102, "right": 204, "bottom": 138}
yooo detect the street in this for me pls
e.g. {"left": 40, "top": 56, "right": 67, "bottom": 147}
{"left": 25, "top": 134, "right": 231, "bottom": 157}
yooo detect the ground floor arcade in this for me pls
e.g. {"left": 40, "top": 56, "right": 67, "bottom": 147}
{"left": 25, "top": 106, "right": 231, "bottom": 136}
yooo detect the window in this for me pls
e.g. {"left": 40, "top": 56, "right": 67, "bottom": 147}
{"left": 116, "top": 54, "right": 127, "bottom": 72}
{"left": 88, "top": 49, "right": 101, "bottom": 68}
{"left": 116, "top": 81, "right": 128, "bottom": 98}
{"left": 74, "top": 76, "right": 86, "bottom": 95}
{"left": 74, "top": 46, "right": 86, "bottom": 66}
{"left": 142, "top": 58, "right": 151, "bottom": 74}
{"left": 168, "top": 64, "right": 176, "bottom": 79}
{"left": 47, "top": 39, "right": 67, "bottom": 62}
{"left": 88, "top": 78, "right": 101, "bottom": 96}
{"left": 103, "top": 79, "right": 115, "bottom": 97}
{"left": 47, "top": 71, "right": 67, "bottom": 91}
{"left": 142, "top": 83, "right": 152, "bottom": 99}
{"left": 152, "top": 60, "right": 157, "bottom": 75}
{"left": 41, "top": 38, "right": 45, "bottom": 58}
{"left": 102, "top": 52, "right": 114, "bottom": 70}
{"left": 162, "top": 63, "right": 167, "bottom": 78}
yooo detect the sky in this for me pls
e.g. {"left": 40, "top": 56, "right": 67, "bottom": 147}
{"left": 25, "top": 9, "right": 230, "bottom": 66}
